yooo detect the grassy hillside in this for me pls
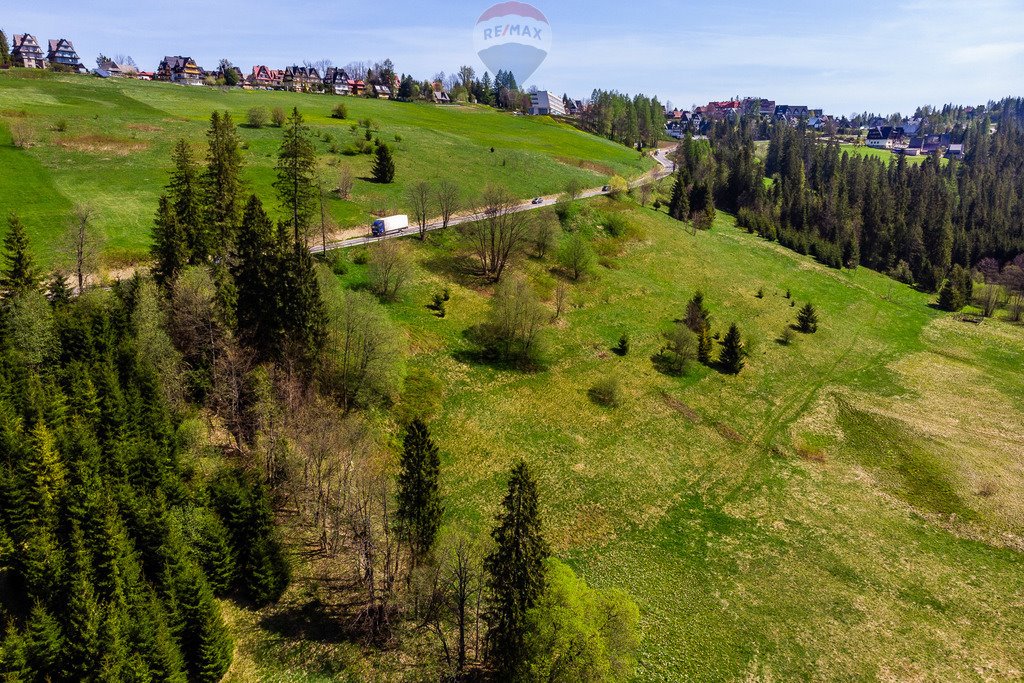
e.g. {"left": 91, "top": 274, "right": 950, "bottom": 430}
{"left": 839, "top": 143, "right": 936, "bottom": 165}
{"left": 227, "top": 199, "right": 1024, "bottom": 681}
{"left": 0, "top": 70, "right": 651, "bottom": 265}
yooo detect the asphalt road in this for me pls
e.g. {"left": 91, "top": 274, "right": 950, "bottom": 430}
{"left": 312, "top": 148, "right": 676, "bottom": 253}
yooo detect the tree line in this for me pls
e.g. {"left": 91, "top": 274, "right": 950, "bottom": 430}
{"left": 662, "top": 98, "right": 1024, "bottom": 298}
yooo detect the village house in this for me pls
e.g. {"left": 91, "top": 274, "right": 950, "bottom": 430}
{"left": 46, "top": 39, "right": 86, "bottom": 73}
{"left": 322, "top": 67, "right": 351, "bottom": 95}
{"left": 373, "top": 83, "right": 392, "bottom": 99}
{"left": 347, "top": 79, "right": 366, "bottom": 96}
{"left": 248, "top": 65, "right": 284, "bottom": 89}
{"left": 529, "top": 90, "right": 566, "bottom": 116}
{"left": 430, "top": 82, "right": 452, "bottom": 104}
{"left": 282, "top": 65, "right": 321, "bottom": 92}
{"left": 157, "top": 56, "right": 203, "bottom": 84}
{"left": 96, "top": 58, "right": 136, "bottom": 78}
{"left": 866, "top": 126, "right": 907, "bottom": 149}
{"left": 12, "top": 34, "right": 48, "bottom": 69}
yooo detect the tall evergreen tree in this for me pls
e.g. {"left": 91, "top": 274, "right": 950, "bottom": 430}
{"left": 485, "top": 461, "right": 549, "bottom": 680}
{"left": 0, "top": 30, "right": 11, "bottom": 69}
{"left": 372, "top": 143, "right": 396, "bottom": 184}
{"left": 274, "top": 107, "right": 318, "bottom": 244}
{"left": 1, "top": 213, "right": 39, "bottom": 297}
{"left": 233, "top": 195, "right": 280, "bottom": 357}
{"left": 167, "top": 140, "right": 208, "bottom": 263}
{"left": 684, "top": 291, "right": 713, "bottom": 363}
{"left": 151, "top": 195, "right": 190, "bottom": 288}
{"left": 719, "top": 323, "right": 745, "bottom": 374}
{"left": 202, "top": 111, "right": 244, "bottom": 256}
{"left": 396, "top": 419, "right": 444, "bottom": 566}
{"left": 668, "top": 170, "right": 689, "bottom": 221}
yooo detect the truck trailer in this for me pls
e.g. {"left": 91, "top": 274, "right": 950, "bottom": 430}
{"left": 371, "top": 215, "right": 409, "bottom": 237}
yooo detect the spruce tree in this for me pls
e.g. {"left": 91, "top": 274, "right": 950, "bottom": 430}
{"left": 175, "top": 564, "right": 233, "bottom": 683}
{"left": 1, "top": 213, "right": 39, "bottom": 297}
{"left": 167, "top": 140, "right": 208, "bottom": 263}
{"left": 151, "top": 195, "right": 190, "bottom": 288}
{"left": 203, "top": 111, "right": 244, "bottom": 256}
{"left": 0, "top": 30, "right": 11, "bottom": 69}
{"left": 24, "top": 602, "right": 62, "bottom": 678}
{"left": 668, "top": 170, "right": 689, "bottom": 221}
{"left": 485, "top": 461, "right": 549, "bottom": 680}
{"left": 719, "top": 323, "right": 745, "bottom": 374}
{"left": 937, "top": 278, "right": 963, "bottom": 311}
{"left": 396, "top": 419, "right": 444, "bottom": 566}
{"left": 372, "top": 143, "right": 396, "bottom": 184}
{"left": 232, "top": 195, "right": 281, "bottom": 358}
{"left": 47, "top": 272, "right": 73, "bottom": 307}
{"left": 0, "top": 30, "right": 10, "bottom": 69}
{"left": 684, "top": 291, "right": 713, "bottom": 363}
{"left": 797, "top": 302, "right": 819, "bottom": 333}
{"left": 274, "top": 107, "right": 318, "bottom": 244}
{"left": 279, "top": 243, "right": 327, "bottom": 364}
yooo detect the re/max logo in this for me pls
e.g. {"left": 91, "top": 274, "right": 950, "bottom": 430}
{"left": 482, "top": 24, "right": 543, "bottom": 41}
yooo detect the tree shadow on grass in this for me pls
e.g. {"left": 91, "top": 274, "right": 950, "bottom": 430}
{"left": 259, "top": 597, "right": 354, "bottom": 645}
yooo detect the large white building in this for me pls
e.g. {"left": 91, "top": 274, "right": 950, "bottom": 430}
{"left": 529, "top": 91, "right": 566, "bottom": 117}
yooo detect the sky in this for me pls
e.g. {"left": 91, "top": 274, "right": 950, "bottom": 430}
{"left": 4, "top": 0, "right": 1024, "bottom": 115}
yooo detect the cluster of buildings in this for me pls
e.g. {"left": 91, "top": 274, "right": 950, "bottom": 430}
{"left": 664, "top": 98, "right": 837, "bottom": 138}
{"left": 866, "top": 126, "right": 964, "bottom": 159}
{"left": 8, "top": 34, "right": 87, "bottom": 72}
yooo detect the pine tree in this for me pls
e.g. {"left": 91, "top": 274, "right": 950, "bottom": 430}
{"left": 684, "top": 291, "right": 713, "bottom": 363}
{"left": 1, "top": 213, "right": 39, "bottom": 297}
{"left": 202, "top": 111, "right": 244, "bottom": 256}
{"left": 372, "top": 143, "right": 396, "bottom": 184}
{"left": 668, "top": 170, "right": 689, "bottom": 221}
{"left": 0, "top": 30, "right": 11, "bottom": 69}
{"left": 719, "top": 323, "right": 745, "bottom": 374}
{"left": 151, "top": 195, "right": 189, "bottom": 288}
{"left": 485, "top": 461, "right": 549, "bottom": 680}
{"left": 797, "top": 302, "right": 819, "bottom": 333}
{"left": 274, "top": 107, "right": 318, "bottom": 244}
{"left": 167, "top": 140, "right": 208, "bottom": 263}
{"left": 396, "top": 419, "right": 444, "bottom": 566}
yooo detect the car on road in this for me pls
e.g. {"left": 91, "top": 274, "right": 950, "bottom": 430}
{"left": 602, "top": 185, "right": 611, "bottom": 192}
{"left": 532, "top": 197, "right": 544, "bottom": 205}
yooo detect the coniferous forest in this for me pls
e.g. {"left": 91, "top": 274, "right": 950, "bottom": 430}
{"left": 670, "top": 97, "right": 1024, "bottom": 294}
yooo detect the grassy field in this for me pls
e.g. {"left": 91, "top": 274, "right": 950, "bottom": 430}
{"left": 0, "top": 70, "right": 651, "bottom": 266}
{"left": 839, "top": 143, "right": 937, "bottom": 166}
{"left": 224, "top": 198, "right": 1024, "bottom": 681}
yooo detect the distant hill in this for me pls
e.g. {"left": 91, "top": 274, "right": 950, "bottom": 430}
{"left": 0, "top": 70, "right": 651, "bottom": 266}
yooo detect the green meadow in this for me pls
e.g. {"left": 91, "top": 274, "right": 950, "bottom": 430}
{"left": 224, "top": 200, "right": 1024, "bottom": 681}
{"left": 0, "top": 70, "right": 650, "bottom": 266}
{"left": 2, "top": 70, "right": 1021, "bottom": 681}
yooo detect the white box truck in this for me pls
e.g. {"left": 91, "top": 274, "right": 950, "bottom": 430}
{"left": 371, "top": 215, "right": 409, "bottom": 237}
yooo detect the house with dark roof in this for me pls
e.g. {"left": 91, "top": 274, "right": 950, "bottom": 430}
{"left": 906, "top": 133, "right": 952, "bottom": 155}
{"left": 945, "top": 143, "right": 965, "bottom": 160}
{"left": 866, "top": 126, "right": 907, "bottom": 149}
{"left": 46, "top": 39, "right": 85, "bottom": 73}
{"left": 283, "top": 65, "right": 321, "bottom": 92}
{"left": 12, "top": 34, "right": 48, "bottom": 69}
{"left": 775, "top": 105, "right": 810, "bottom": 121}
{"left": 157, "top": 56, "right": 203, "bottom": 84}
{"left": 322, "top": 67, "right": 351, "bottom": 95}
